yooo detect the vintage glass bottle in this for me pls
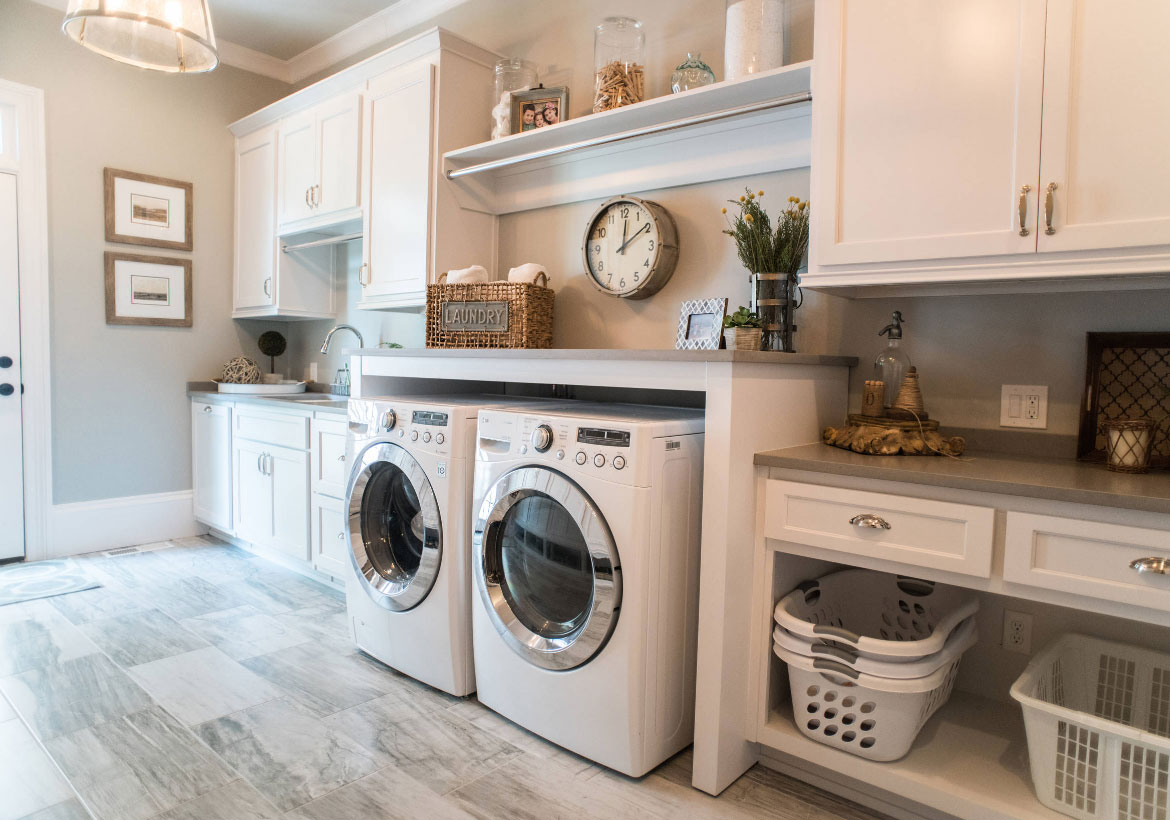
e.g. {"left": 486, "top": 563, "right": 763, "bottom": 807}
{"left": 873, "top": 311, "right": 911, "bottom": 410}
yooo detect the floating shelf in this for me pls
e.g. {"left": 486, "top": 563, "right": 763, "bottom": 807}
{"left": 442, "top": 62, "right": 812, "bottom": 215}
{"left": 758, "top": 693, "right": 1067, "bottom": 820}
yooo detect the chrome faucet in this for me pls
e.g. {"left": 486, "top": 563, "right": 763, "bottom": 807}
{"left": 320, "top": 324, "right": 364, "bottom": 354}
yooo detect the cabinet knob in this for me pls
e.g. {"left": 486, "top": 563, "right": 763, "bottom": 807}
{"left": 1017, "top": 184, "right": 1031, "bottom": 237}
{"left": 1044, "top": 182, "right": 1058, "bottom": 235}
{"left": 849, "top": 513, "right": 891, "bottom": 530}
{"left": 337, "top": 453, "right": 345, "bottom": 461}
{"left": 1129, "top": 557, "right": 1169, "bottom": 576}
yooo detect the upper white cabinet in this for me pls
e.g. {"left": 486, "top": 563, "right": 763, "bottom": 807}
{"left": 277, "top": 92, "right": 362, "bottom": 232}
{"left": 806, "top": 0, "right": 1170, "bottom": 292}
{"left": 359, "top": 64, "right": 436, "bottom": 307}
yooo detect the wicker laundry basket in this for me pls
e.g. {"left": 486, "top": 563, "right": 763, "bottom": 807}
{"left": 425, "top": 271, "right": 554, "bottom": 349}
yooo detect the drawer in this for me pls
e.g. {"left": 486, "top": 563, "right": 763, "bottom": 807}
{"left": 234, "top": 407, "right": 309, "bottom": 450}
{"left": 763, "top": 480, "right": 995, "bottom": 578}
{"left": 311, "top": 418, "right": 348, "bottom": 499}
{"left": 1005, "top": 512, "right": 1170, "bottom": 613}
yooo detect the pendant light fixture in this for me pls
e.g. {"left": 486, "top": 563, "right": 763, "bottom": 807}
{"left": 62, "top": 0, "right": 218, "bottom": 73}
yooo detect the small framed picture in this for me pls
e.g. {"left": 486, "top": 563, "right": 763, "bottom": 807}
{"left": 675, "top": 298, "right": 728, "bottom": 350}
{"left": 104, "top": 252, "right": 192, "bottom": 327}
{"left": 104, "top": 168, "right": 193, "bottom": 251}
{"left": 511, "top": 86, "right": 569, "bottom": 133}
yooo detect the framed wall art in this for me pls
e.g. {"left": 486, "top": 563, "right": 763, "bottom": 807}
{"left": 104, "top": 252, "right": 192, "bottom": 327}
{"left": 511, "top": 86, "right": 569, "bottom": 133}
{"left": 675, "top": 297, "right": 727, "bottom": 350}
{"left": 104, "top": 167, "right": 193, "bottom": 251}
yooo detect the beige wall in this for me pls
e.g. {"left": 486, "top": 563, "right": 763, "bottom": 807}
{"left": 0, "top": 0, "right": 290, "bottom": 504}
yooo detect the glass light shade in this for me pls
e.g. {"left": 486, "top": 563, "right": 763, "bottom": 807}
{"left": 62, "top": 0, "right": 218, "bottom": 73}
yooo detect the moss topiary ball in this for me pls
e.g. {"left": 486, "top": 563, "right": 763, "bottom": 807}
{"left": 221, "top": 356, "right": 261, "bottom": 384}
{"left": 258, "top": 330, "right": 287, "bottom": 359}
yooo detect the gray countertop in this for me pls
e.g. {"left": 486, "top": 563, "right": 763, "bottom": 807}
{"left": 187, "top": 383, "right": 348, "bottom": 415}
{"left": 345, "top": 347, "right": 858, "bottom": 368}
{"left": 755, "top": 442, "right": 1170, "bottom": 515}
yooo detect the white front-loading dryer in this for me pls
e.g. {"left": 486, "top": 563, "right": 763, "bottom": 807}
{"left": 344, "top": 395, "right": 548, "bottom": 697}
{"left": 471, "top": 403, "right": 705, "bottom": 776}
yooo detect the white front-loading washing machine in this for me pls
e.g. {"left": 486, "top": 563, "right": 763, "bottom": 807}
{"left": 344, "top": 395, "right": 547, "bottom": 697}
{"left": 471, "top": 403, "right": 705, "bottom": 776}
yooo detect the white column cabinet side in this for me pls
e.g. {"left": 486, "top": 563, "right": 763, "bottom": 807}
{"left": 191, "top": 402, "right": 232, "bottom": 533}
{"left": 359, "top": 63, "right": 436, "bottom": 307}
{"left": 233, "top": 126, "right": 278, "bottom": 312}
{"left": 810, "top": 0, "right": 1046, "bottom": 267}
{"left": 1037, "top": 0, "right": 1170, "bottom": 253}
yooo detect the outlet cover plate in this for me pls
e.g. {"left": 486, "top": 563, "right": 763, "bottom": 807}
{"left": 1000, "top": 385, "right": 1049, "bottom": 429}
{"left": 1002, "top": 610, "right": 1034, "bottom": 655}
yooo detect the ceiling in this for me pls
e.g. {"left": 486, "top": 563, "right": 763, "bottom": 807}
{"left": 208, "top": 0, "right": 401, "bottom": 60}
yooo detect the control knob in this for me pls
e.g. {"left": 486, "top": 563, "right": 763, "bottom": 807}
{"left": 379, "top": 410, "right": 397, "bottom": 431}
{"left": 531, "top": 424, "right": 554, "bottom": 453}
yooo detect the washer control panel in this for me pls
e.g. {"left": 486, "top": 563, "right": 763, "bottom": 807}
{"left": 353, "top": 400, "right": 460, "bottom": 457}
{"left": 478, "top": 411, "right": 644, "bottom": 485}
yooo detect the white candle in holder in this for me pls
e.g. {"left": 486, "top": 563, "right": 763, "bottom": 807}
{"left": 1104, "top": 422, "right": 1153, "bottom": 471}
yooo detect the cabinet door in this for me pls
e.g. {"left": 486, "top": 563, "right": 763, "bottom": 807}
{"left": 234, "top": 127, "right": 277, "bottom": 311}
{"left": 1037, "top": 0, "right": 1170, "bottom": 253}
{"left": 811, "top": 0, "right": 1047, "bottom": 267}
{"left": 361, "top": 63, "right": 435, "bottom": 304}
{"left": 315, "top": 93, "right": 361, "bottom": 217}
{"left": 311, "top": 495, "right": 349, "bottom": 579}
{"left": 269, "top": 446, "right": 310, "bottom": 561}
{"left": 311, "top": 418, "right": 348, "bottom": 500}
{"left": 278, "top": 110, "right": 318, "bottom": 226}
{"left": 191, "top": 402, "right": 232, "bottom": 532}
{"left": 234, "top": 439, "right": 273, "bottom": 546}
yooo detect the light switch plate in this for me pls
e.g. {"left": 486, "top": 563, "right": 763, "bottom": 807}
{"left": 1000, "top": 385, "right": 1048, "bottom": 429}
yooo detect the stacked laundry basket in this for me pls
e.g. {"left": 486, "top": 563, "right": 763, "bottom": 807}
{"left": 772, "top": 569, "right": 980, "bottom": 761}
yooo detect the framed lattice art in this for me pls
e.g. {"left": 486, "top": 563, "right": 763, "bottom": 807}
{"left": 1077, "top": 332, "right": 1170, "bottom": 467}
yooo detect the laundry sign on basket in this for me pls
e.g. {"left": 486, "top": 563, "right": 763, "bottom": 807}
{"left": 425, "top": 265, "right": 554, "bottom": 349}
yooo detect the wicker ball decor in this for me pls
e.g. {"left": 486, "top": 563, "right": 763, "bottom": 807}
{"left": 221, "top": 356, "right": 262, "bottom": 384}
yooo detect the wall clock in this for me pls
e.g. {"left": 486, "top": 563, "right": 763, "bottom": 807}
{"left": 582, "top": 195, "right": 679, "bottom": 299}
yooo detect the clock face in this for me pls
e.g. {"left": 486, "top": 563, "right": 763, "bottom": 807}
{"left": 584, "top": 197, "right": 674, "bottom": 298}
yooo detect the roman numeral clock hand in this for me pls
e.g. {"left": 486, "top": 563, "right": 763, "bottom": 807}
{"left": 618, "top": 222, "right": 650, "bottom": 255}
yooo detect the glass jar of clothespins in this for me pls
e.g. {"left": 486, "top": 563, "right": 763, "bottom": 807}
{"left": 594, "top": 17, "right": 646, "bottom": 113}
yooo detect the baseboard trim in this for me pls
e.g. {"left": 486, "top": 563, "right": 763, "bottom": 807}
{"left": 49, "top": 490, "right": 206, "bottom": 558}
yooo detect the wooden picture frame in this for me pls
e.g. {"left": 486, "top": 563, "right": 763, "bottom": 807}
{"left": 675, "top": 298, "right": 727, "bottom": 350}
{"left": 510, "top": 86, "right": 569, "bottom": 133}
{"left": 104, "top": 252, "right": 192, "bottom": 327}
{"left": 104, "top": 167, "right": 193, "bottom": 251}
{"left": 1077, "top": 331, "right": 1170, "bottom": 466}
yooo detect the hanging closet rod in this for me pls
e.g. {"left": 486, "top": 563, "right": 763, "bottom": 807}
{"left": 281, "top": 232, "right": 363, "bottom": 253}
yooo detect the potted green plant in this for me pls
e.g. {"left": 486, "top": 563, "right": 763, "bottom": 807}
{"left": 722, "top": 188, "right": 810, "bottom": 351}
{"left": 722, "top": 306, "right": 763, "bottom": 351}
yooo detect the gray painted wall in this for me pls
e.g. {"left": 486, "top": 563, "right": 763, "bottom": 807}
{"left": 1, "top": 0, "right": 291, "bottom": 504}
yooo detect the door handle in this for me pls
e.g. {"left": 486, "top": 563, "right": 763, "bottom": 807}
{"left": 1044, "top": 182, "right": 1058, "bottom": 235}
{"left": 203, "top": 405, "right": 212, "bottom": 414}
{"left": 337, "top": 454, "right": 345, "bottom": 462}
{"left": 337, "top": 532, "right": 345, "bottom": 540}
{"left": 265, "top": 453, "right": 273, "bottom": 475}
{"left": 257, "top": 453, "right": 263, "bottom": 474}
{"left": 1017, "top": 184, "right": 1031, "bottom": 237}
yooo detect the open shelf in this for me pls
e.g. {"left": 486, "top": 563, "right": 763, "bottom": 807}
{"left": 758, "top": 692, "right": 1067, "bottom": 820}
{"left": 442, "top": 62, "right": 812, "bottom": 214}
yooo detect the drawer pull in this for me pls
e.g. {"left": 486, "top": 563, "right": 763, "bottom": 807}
{"left": 1044, "top": 182, "right": 1058, "bottom": 235}
{"left": 337, "top": 454, "right": 346, "bottom": 461}
{"left": 1129, "top": 557, "right": 1170, "bottom": 576}
{"left": 203, "top": 405, "right": 212, "bottom": 413}
{"left": 337, "top": 532, "right": 345, "bottom": 540}
{"left": 850, "top": 514, "right": 891, "bottom": 530}
{"left": 1017, "top": 184, "right": 1031, "bottom": 236}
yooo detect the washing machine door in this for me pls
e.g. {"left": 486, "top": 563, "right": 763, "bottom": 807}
{"left": 345, "top": 441, "right": 442, "bottom": 612}
{"left": 474, "top": 466, "right": 621, "bottom": 671}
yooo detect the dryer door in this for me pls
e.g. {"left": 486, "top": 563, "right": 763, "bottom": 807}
{"left": 474, "top": 466, "right": 621, "bottom": 671}
{"left": 345, "top": 441, "right": 442, "bottom": 612}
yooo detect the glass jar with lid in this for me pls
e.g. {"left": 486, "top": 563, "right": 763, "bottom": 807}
{"left": 593, "top": 17, "right": 646, "bottom": 113}
{"left": 671, "top": 52, "right": 716, "bottom": 93}
{"left": 492, "top": 57, "right": 538, "bottom": 139}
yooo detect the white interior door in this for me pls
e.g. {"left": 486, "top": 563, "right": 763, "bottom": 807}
{"left": 0, "top": 172, "right": 23, "bottom": 561}
{"left": 811, "top": 0, "right": 1047, "bottom": 267}
{"left": 1036, "top": 0, "right": 1170, "bottom": 252}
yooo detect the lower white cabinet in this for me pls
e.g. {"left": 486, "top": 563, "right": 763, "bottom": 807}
{"left": 191, "top": 401, "right": 232, "bottom": 532}
{"left": 311, "top": 494, "right": 349, "bottom": 579}
{"left": 233, "top": 435, "right": 309, "bottom": 561}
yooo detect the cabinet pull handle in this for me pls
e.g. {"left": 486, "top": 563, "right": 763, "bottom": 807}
{"left": 849, "top": 513, "right": 891, "bottom": 530}
{"left": 1044, "top": 182, "right": 1058, "bottom": 235}
{"left": 256, "top": 453, "right": 263, "bottom": 474}
{"left": 337, "top": 532, "right": 345, "bottom": 540}
{"left": 358, "top": 263, "right": 369, "bottom": 287}
{"left": 1129, "top": 557, "right": 1170, "bottom": 576}
{"left": 203, "top": 405, "right": 212, "bottom": 413}
{"left": 305, "top": 188, "right": 311, "bottom": 207}
{"left": 337, "top": 454, "right": 345, "bottom": 461}
{"left": 313, "top": 184, "right": 320, "bottom": 208}
{"left": 263, "top": 278, "right": 271, "bottom": 298}
{"left": 1018, "top": 184, "right": 1031, "bottom": 237}
{"left": 266, "top": 454, "right": 273, "bottom": 475}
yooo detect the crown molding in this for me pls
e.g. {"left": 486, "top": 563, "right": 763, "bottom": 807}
{"left": 25, "top": 0, "right": 473, "bottom": 86}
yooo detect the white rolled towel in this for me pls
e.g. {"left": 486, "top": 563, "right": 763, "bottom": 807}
{"left": 446, "top": 265, "right": 489, "bottom": 285}
{"left": 508, "top": 263, "right": 547, "bottom": 284}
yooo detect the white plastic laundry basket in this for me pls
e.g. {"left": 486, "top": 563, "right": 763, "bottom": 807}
{"left": 774, "top": 640, "right": 964, "bottom": 762}
{"left": 1011, "top": 634, "right": 1170, "bottom": 820}
{"left": 774, "top": 569, "right": 979, "bottom": 663}
{"left": 773, "top": 616, "right": 977, "bottom": 680}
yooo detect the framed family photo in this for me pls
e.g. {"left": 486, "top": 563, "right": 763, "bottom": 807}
{"left": 511, "top": 86, "right": 568, "bottom": 133}
{"left": 104, "top": 167, "right": 193, "bottom": 251}
{"left": 104, "top": 252, "right": 192, "bottom": 327}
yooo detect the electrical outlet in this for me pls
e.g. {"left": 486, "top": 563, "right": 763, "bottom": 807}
{"left": 1000, "top": 385, "right": 1049, "bottom": 429}
{"left": 1002, "top": 610, "right": 1034, "bottom": 654}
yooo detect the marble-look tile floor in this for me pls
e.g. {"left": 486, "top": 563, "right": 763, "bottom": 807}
{"left": 0, "top": 537, "right": 891, "bottom": 820}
